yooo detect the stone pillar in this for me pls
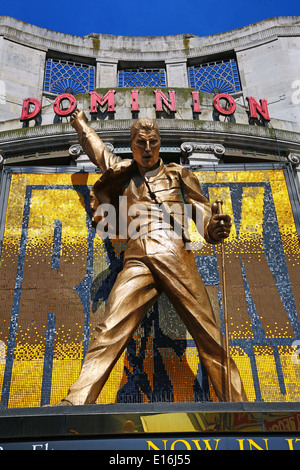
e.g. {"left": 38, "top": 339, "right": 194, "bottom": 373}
{"left": 288, "top": 152, "right": 300, "bottom": 200}
{"left": 165, "top": 59, "right": 188, "bottom": 88}
{"left": 181, "top": 142, "right": 225, "bottom": 165}
{"left": 96, "top": 59, "right": 118, "bottom": 88}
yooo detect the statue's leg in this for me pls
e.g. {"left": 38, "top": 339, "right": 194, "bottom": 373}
{"left": 59, "top": 259, "right": 160, "bottom": 405}
{"left": 148, "top": 244, "right": 247, "bottom": 402}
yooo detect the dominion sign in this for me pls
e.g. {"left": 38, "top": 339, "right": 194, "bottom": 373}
{"left": 19, "top": 90, "right": 271, "bottom": 125}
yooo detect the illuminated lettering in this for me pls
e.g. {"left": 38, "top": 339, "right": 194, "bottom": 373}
{"left": 146, "top": 440, "right": 168, "bottom": 450}
{"left": 19, "top": 90, "right": 272, "bottom": 124}
{"left": 213, "top": 93, "right": 236, "bottom": 115}
{"left": 20, "top": 98, "right": 41, "bottom": 122}
{"left": 53, "top": 93, "right": 77, "bottom": 116}
{"left": 237, "top": 438, "right": 269, "bottom": 450}
{"left": 285, "top": 438, "right": 300, "bottom": 450}
{"left": 146, "top": 438, "right": 220, "bottom": 450}
{"left": 154, "top": 89, "right": 176, "bottom": 112}
{"left": 191, "top": 439, "right": 220, "bottom": 450}
{"left": 131, "top": 89, "right": 139, "bottom": 112}
{"left": 246, "top": 96, "right": 270, "bottom": 122}
{"left": 192, "top": 91, "right": 201, "bottom": 113}
{"left": 89, "top": 90, "right": 116, "bottom": 113}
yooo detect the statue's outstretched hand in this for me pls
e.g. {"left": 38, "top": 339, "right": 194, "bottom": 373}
{"left": 208, "top": 202, "right": 232, "bottom": 242}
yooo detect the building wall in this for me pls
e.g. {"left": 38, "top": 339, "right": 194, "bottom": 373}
{"left": 0, "top": 36, "right": 46, "bottom": 121}
{"left": 0, "top": 17, "right": 300, "bottom": 409}
{"left": 236, "top": 36, "right": 300, "bottom": 124}
{"left": 0, "top": 16, "right": 300, "bottom": 129}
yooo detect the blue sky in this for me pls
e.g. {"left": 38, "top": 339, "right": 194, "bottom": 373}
{"left": 1, "top": 0, "right": 300, "bottom": 37}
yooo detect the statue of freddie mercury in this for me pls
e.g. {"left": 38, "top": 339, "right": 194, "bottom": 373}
{"left": 57, "top": 109, "right": 247, "bottom": 405}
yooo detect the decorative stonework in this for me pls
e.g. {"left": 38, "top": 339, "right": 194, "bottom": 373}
{"left": 181, "top": 142, "right": 225, "bottom": 156}
{"left": 68, "top": 144, "right": 83, "bottom": 157}
{"left": 288, "top": 152, "right": 300, "bottom": 166}
{"left": 181, "top": 142, "right": 225, "bottom": 165}
{"left": 1, "top": 119, "right": 300, "bottom": 162}
{"left": 1, "top": 16, "right": 300, "bottom": 62}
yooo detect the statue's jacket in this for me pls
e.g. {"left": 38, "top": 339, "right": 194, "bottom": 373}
{"left": 79, "top": 126, "right": 217, "bottom": 248}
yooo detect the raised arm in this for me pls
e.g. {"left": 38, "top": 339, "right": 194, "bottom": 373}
{"left": 70, "top": 108, "right": 122, "bottom": 172}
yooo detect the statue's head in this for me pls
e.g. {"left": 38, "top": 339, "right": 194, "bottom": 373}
{"left": 130, "top": 118, "right": 161, "bottom": 174}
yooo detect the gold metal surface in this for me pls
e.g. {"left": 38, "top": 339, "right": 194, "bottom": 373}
{"left": 57, "top": 110, "right": 247, "bottom": 405}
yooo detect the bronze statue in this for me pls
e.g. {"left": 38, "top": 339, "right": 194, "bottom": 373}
{"left": 57, "top": 109, "right": 247, "bottom": 405}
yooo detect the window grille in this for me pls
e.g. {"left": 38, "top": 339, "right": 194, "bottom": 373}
{"left": 188, "top": 59, "right": 241, "bottom": 94}
{"left": 44, "top": 58, "right": 95, "bottom": 95}
{"left": 118, "top": 68, "right": 166, "bottom": 87}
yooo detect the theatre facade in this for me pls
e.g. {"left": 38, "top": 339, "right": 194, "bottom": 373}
{"left": 0, "top": 15, "right": 300, "bottom": 448}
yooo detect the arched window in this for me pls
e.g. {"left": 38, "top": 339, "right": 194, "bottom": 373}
{"left": 44, "top": 58, "right": 95, "bottom": 95}
{"left": 188, "top": 58, "right": 241, "bottom": 94}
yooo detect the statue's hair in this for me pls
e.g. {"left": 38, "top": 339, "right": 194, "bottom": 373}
{"left": 130, "top": 118, "right": 160, "bottom": 142}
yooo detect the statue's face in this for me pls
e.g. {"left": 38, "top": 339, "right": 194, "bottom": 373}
{"left": 131, "top": 128, "right": 161, "bottom": 174}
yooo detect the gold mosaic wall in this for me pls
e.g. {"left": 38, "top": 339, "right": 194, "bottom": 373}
{"left": 0, "top": 169, "right": 299, "bottom": 408}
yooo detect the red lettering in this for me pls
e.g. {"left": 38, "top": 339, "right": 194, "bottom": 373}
{"left": 131, "top": 89, "right": 139, "bottom": 112}
{"left": 20, "top": 98, "right": 41, "bottom": 122}
{"left": 19, "top": 90, "right": 273, "bottom": 126}
{"left": 53, "top": 93, "right": 77, "bottom": 116}
{"left": 154, "top": 90, "right": 176, "bottom": 112}
{"left": 213, "top": 93, "right": 236, "bottom": 115}
{"left": 246, "top": 96, "right": 270, "bottom": 121}
{"left": 90, "top": 90, "right": 116, "bottom": 113}
{"left": 192, "top": 91, "right": 201, "bottom": 113}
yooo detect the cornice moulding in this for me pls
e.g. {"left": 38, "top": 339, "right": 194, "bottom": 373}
{"left": 1, "top": 120, "right": 300, "bottom": 158}
{"left": 1, "top": 16, "right": 300, "bottom": 62}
